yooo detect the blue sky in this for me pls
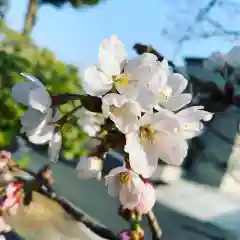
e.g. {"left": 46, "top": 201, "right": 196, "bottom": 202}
{"left": 5, "top": 0, "right": 239, "bottom": 72}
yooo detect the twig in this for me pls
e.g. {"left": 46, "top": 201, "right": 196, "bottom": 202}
{"left": 146, "top": 210, "right": 162, "bottom": 240}
{"left": 173, "top": 0, "right": 219, "bottom": 56}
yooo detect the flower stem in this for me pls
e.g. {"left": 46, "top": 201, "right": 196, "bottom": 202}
{"left": 146, "top": 210, "right": 162, "bottom": 240}
{"left": 55, "top": 104, "right": 82, "bottom": 127}
{"left": 51, "top": 93, "right": 83, "bottom": 106}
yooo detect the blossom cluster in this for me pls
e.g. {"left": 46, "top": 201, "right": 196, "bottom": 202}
{"left": 77, "top": 35, "right": 213, "bottom": 215}
{"left": 11, "top": 73, "right": 62, "bottom": 162}
{"left": 10, "top": 34, "right": 213, "bottom": 219}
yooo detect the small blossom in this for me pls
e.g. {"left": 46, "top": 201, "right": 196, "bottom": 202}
{"left": 22, "top": 108, "right": 60, "bottom": 145}
{"left": 175, "top": 106, "right": 213, "bottom": 139}
{"left": 145, "top": 59, "right": 192, "bottom": 112}
{"left": 125, "top": 110, "right": 188, "bottom": 178}
{"left": 102, "top": 93, "right": 141, "bottom": 134}
{"left": 105, "top": 167, "right": 145, "bottom": 209}
{"left": 11, "top": 73, "right": 51, "bottom": 113}
{"left": 76, "top": 156, "right": 103, "bottom": 180}
{"left": 83, "top": 35, "right": 158, "bottom": 97}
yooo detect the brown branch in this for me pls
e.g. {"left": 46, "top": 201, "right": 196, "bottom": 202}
{"left": 146, "top": 210, "right": 162, "bottom": 240}
{"left": 173, "top": 0, "right": 219, "bottom": 55}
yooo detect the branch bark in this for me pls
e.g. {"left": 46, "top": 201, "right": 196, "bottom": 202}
{"left": 146, "top": 210, "right": 162, "bottom": 240}
{"left": 22, "top": 0, "right": 38, "bottom": 36}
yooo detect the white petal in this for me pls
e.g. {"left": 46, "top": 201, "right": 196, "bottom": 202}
{"left": 76, "top": 157, "right": 102, "bottom": 179}
{"left": 102, "top": 94, "right": 140, "bottom": 133}
{"left": 159, "top": 93, "right": 192, "bottom": 111}
{"left": 167, "top": 73, "right": 188, "bottom": 96}
{"left": 11, "top": 82, "right": 35, "bottom": 105}
{"left": 51, "top": 108, "right": 61, "bottom": 122}
{"left": 102, "top": 93, "right": 127, "bottom": 108}
{"left": 48, "top": 130, "right": 62, "bottom": 162}
{"left": 125, "top": 132, "right": 158, "bottom": 178}
{"left": 27, "top": 125, "right": 54, "bottom": 144}
{"left": 135, "top": 86, "right": 156, "bottom": 113}
{"left": 177, "top": 106, "right": 213, "bottom": 122}
{"left": 83, "top": 66, "right": 113, "bottom": 96}
{"left": 12, "top": 82, "right": 51, "bottom": 112}
{"left": 136, "top": 183, "right": 156, "bottom": 214}
{"left": 151, "top": 109, "right": 180, "bottom": 135}
{"left": 21, "top": 72, "right": 46, "bottom": 89}
{"left": 148, "top": 65, "right": 168, "bottom": 93}
{"left": 158, "top": 135, "right": 188, "bottom": 165}
{"left": 21, "top": 109, "right": 53, "bottom": 136}
{"left": 119, "top": 187, "right": 141, "bottom": 210}
{"left": 181, "top": 121, "right": 204, "bottom": 139}
{"left": 83, "top": 124, "right": 100, "bottom": 137}
{"left": 21, "top": 109, "right": 47, "bottom": 130}
{"left": 28, "top": 87, "right": 51, "bottom": 112}
{"left": 98, "top": 35, "right": 126, "bottom": 76}
{"left": 125, "top": 53, "right": 158, "bottom": 85}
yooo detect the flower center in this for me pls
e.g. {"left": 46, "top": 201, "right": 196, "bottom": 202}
{"left": 119, "top": 172, "right": 131, "bottom": 185}
{"left": 109, "top": 105, "right": 123, "bottom": 116}
{"left": 139, "top": 124, "right": 156, "bottom": 144}
{"left": 114, "top": 74, "right": 129, "bottom": 86}
{"left": 158, "top": 86, "right": 172, "bottom": 101}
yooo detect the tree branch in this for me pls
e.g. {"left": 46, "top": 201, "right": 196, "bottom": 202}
{"left": 173, "top": 0, "right": 219, "bottom": 55}
{"left": 146, "top": 210, "right": 162, "bottom": 240}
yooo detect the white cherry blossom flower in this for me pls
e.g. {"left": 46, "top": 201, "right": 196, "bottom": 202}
{"left": 83, "top": 35, "right": 158, "bottom": 97}
{"left": 175, "top": 106, "right": 213, "bottom": 139}
{"left": 102, "top": 93, "right": 141, "bottom": 134}
{"left": 143, "top": 59, "right": 192, "bottom": 112}
{"left": 21, "top": 108, "right": 60, "bottom": 145}
{"left": 105, "top": 166, "right": 145, "bottom": 209}
{"left": 125, "top": 110, "right": 188, "bottom": 178}
{"left": 11, "top": 73, "right": 51, "bottom": 113}
{"left": 76, "top": 156, "right": 103, "bottom": 180}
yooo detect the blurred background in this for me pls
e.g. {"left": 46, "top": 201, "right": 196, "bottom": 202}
{"left": 2, "top": 0, "right": 240, "bottom": 239}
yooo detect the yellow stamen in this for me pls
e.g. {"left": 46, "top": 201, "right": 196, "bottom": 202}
{"left": 139, "top": 124, "right": 156, "bottom": 144}
{"left": 158, "top": 86, "right": 172, "bottom": 101}
{"left": 114, "top": 74, "right": 129, "bottom": 86}
{"left": 109, "top": 105, "right": 122, "bottom": 116}
{"left": 119, "top": 172, "right": 131, "bottom": 185}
